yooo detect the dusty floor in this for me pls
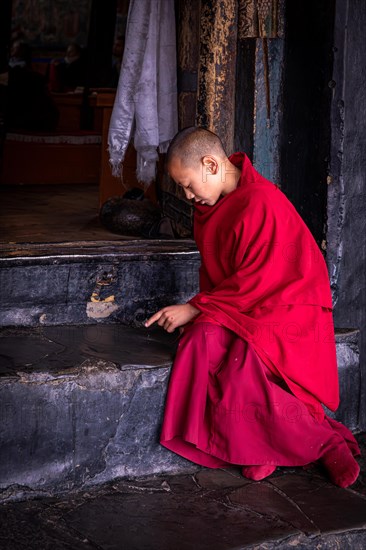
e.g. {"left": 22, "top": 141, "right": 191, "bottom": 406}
{"left": 0, "top": 183, "right": 136, "bottom": 243}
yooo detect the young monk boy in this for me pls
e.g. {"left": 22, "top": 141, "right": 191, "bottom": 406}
{"left": 144, "top": 126, "right": 361, "bottom": 487}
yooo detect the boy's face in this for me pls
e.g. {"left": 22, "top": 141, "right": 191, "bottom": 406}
{"left": 168, "top": 156, "right": 223, "bottom": 206}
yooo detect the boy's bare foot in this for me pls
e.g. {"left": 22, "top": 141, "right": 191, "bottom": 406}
{"left": 241, "top": 464, "right": 276, "bottom": 481}
{"left": 320, "top": 439, "right": 360, "bottom": 488}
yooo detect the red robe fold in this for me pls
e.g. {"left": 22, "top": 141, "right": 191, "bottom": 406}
{"left": 187, "top": 152, "right": 339, "bottom": 420}
{"left": 159, "top": 321, "right": 359, "bottom": 469}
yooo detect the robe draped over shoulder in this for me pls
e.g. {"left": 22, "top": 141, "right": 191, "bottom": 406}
{"left": 187, "top": 152, "right": 339, "bottom": 420}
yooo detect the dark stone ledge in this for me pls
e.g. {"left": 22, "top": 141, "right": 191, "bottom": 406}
{"left": 0, "top": 239, "right": 200, "bottom": 266}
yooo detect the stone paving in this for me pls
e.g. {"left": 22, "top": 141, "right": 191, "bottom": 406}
{"left": 1, "top": 432, "right": 366, "bottom": 550}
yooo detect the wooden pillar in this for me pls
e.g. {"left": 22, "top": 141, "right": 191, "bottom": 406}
{"left": 177, "top": 0, "right": 200, "bottom": 129}
{"left": 196, "top": 0, "right": 238, "bottom": 154}
{"left": 161, "top": 0, "right": 240, "bottom": 235}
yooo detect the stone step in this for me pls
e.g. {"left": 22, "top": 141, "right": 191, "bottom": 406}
{"left": 0, "top": 240, "right": 200, "bottom": 327}
{"left": 0, "top": 324, "right": 360, "bottom": 502}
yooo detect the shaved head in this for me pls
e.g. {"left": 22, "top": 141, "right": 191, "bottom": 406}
{"left": 166, "top": 126, "right": 227, "bottom": 169}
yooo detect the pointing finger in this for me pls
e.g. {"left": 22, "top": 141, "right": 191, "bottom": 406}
{"left": 144, "top": 310, "right": 164, "bottom": 327}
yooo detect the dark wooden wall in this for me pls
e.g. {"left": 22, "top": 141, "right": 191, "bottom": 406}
{"left": 280, "top": 0, "right": 335, "bottom": 246}
{"left": 326, "top": 0, "right": 366, "bottom": 430}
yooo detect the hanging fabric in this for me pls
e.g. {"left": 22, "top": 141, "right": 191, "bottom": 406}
{"left": 108, "top": 0, "right": 178, "bottom": 187}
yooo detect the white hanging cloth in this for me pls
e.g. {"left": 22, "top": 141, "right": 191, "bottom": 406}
{"left": 108, "top": 0, "right": 178, "bottom": 187}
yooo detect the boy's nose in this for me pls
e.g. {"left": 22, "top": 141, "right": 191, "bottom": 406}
{"left": 185, "top": 189, "right": 195, "bottom": 200}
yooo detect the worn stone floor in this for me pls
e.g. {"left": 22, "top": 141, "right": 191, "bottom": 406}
{"left": 1, "top": 433, "right": 366, "bottom": 549}
{"left": 0, "top": 183, "right": 137, "bottom": 243}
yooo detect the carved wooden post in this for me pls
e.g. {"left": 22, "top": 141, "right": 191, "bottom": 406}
{"left": 196, "top": 0, "right": 238, "bottom": 154}
{"left": 178, "top": 0, "right": 200, "bottom": 128}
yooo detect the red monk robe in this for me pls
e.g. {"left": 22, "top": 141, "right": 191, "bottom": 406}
{"left": 159, "top": 152, "right": 360, "bottom": 486}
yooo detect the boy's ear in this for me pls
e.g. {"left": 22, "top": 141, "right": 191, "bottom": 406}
{"left": 202, "top": 155, "right": 219, "bottom": 174}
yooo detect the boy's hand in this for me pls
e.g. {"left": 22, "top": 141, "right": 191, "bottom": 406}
{"left": 144, "top": 304, "right": 200, "bottom": 333}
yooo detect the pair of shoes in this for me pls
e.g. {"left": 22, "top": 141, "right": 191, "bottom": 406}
{"left": 241, "top": 464, "right": 276, "bottom": 481}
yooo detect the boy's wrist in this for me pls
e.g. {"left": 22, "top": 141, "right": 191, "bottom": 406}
{"left": 186, "top": 303, "right": 200, "bottom": 315}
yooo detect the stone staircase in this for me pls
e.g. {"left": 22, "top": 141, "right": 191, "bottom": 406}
{"left": 0, "top": 240, "right": 361, "bottom": 502}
